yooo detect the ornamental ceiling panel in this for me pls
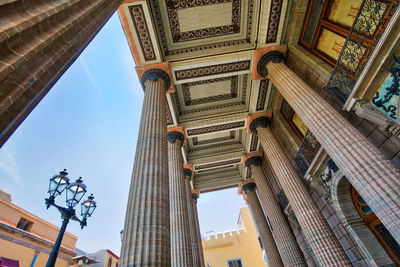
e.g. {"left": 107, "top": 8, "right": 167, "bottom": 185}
{"left": 149, "top": 0, "right": 260, "bottom": 60}
{"left": 171, "top": 74, "right": 250, "bottom": 121}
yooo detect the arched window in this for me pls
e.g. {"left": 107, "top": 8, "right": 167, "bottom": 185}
{"left": 352, "top": 187, "right": 400, "bottom": 265}
{"left": 108, "top": 258, "right": 112, "bottom": 267}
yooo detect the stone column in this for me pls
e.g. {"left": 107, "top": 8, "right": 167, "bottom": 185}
{"left": 240, "top": 181, "right": 284, "bottom": 267}
{"left": 0, "top": 0, "right": 122, "bottom": 147}
{"left": 168, "top": 128, "right": 193, "bottom": 267}
{"left": 247, "top": 115, "right": 350, "bottom": 266}
{"left": 256, "top": 50, "right": 400, "bottom": 243}
{"left": 191, "top": 189, "right": 205, "bottom": 267}
{"left": 184, "top": 165, "right": 202, "bottom": 267}
{"left": 243, "top": 153, "right": 306, "bottom": 267}
{"left": 120, "top": 69, "right": 171, "bottom": 266}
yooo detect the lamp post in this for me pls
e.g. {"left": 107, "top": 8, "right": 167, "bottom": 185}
{"left": 45, "top": 169, "right": 96, "bottom": 267}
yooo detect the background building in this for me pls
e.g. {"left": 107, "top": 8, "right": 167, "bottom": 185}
{"left": 0, "top": 190, "right": 77, "bottom": 267}
{"left": 202, "top": 207, "right": 267, "bottom": 267}
{"left": 71, "top": 249, "right": 119, "bottom": 267}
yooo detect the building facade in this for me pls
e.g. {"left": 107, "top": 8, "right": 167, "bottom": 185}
{"left": 71, "top": 249, "right": 119, "bottom": 267}
{"left": 1, "top": 0, "right": 400, "bottom": 266}
{"left": 0, "top": 190, "right": 77, "bottom": 267}
{"left": 202, "top": 207, "right": 267, "bottom": 267}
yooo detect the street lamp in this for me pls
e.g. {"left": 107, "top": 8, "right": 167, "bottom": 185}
{"left": 45, "top": 169, "right": 97, "bottom": 267}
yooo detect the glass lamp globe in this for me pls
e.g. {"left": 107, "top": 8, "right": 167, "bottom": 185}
{"left": 65, "top": 177, "right": 87, "bottom": 207}
{"left": 48, "top": 169, "right": 70, "bottom": 198}
{"left": 81, "top": 194, "right": 96, "bottom": 218}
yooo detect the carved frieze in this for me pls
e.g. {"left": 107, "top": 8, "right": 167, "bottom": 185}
{"left": 174, "top": 60, "right": 250, "bottom": 81}
{"left": 187, "top": 121, "right": 245, "bottom": 136}
{"left": 266, "top": 0, "right": 283, "bottom": 44}
{"left": 192, "top": 130, "right": 236, "bottom": 145}
{"left": 194, "top": 158, "right": 241, "bottom": 170}
{"left": 256, "top": 80, "right": 269, "bottom": 111}
{"left": 129, "top": 5, "right": 156, "bottom": 61}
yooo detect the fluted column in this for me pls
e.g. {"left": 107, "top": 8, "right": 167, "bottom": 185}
{"left": 120, "top": 69, "right": 171, "bottom": 266}
{"left": 243, "top": 153, "right": 306, "bottom": 267}
{"left": 0, "top": 0, "right": 122, "bottom": 147}
{"left": 191, "top": 189, "right": 205, "bottom": 267}
{"left": 168, "top": 129, "right": 193, "bottom": 267}
{"left": 184, "top": 165, "right": 202, "bottom": 267}
{"left": 240, "top": 181, "right": 284, "bottom": 267}
{"left": 256, "top": 50, "right": 400, "bottom": 243}
{"left": 248, "top": 116, "right": 350, "bottom": 266}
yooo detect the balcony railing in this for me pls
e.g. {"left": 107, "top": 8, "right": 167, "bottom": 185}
{"left": 324, "top": 0, "right": 400, "bottom": 103}
{"left": 294, "top": 130, "right": 321, "bottom": 175}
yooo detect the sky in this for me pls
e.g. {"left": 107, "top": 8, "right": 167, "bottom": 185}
{"left": 0, "top": 13, "right": 246, "bottom": 255}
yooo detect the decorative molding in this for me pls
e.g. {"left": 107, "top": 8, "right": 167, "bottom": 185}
{"left": 256, "top": 80, "right": 269, "bottom": 111}
{"left": 187, "top": 121, "right": 245, "bottom": 136}
{"left": 140, "top": 69, "right": 171, "bottom": 91}
{"left": 129, "top": 5, "right": 156, "bottom": 61}
{"left": 166, "top": 104, "right": 173, "bottom": 125}
{"left": 174, "top": 60, "right": 250, "bottom": 81}
{"left": 249, "top": 134, "right": 258, "bottom": 151}
{"left": 256, "top": 51, "right": 284, "bottom": 78}
{"left": 166, "top": 0, "right": 240, "bottom": 43}
{"left": 265, "top": 0, "right": 283, "bottom": 44}
{"left": 194, "top": 158, "right": 241, "bottom": 170}
{"left": 355, "top": 100, "right": 400, "bottom": 137}
{"left": 189, "top": 141, "right": 242, "bottom": 152}
{"left": 192, "top": 130, "right": 235, "bottom": 145}
{"left": 198, "top": 165, "right": 234, "bottom": 173}
{"left": 182, "top": 77, "right": 237, "bottom": 106}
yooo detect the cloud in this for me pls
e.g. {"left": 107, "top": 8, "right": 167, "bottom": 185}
{"left": 0, "top": 146, "right": 22, "bottom": 186}
{"left": 79, "top": 57, "right": 104, "bottom": 99}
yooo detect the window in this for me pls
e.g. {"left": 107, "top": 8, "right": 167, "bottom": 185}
{"left": 299, "top": 0, "right": 362, "bottom": 65}
{"left": 227, "top": 258, "right": 243, "bottom": 267}
{"left": 16, "top": 218, "right": 32, "bottom": 231}
{"left": 108, "top": 258, "right": 112, "bottom": 267}
{"left": 352, "top": 187, "right": 400, "bottom": 265}
{"left": 280, "top": 100, "right": 308, "bottom": 139}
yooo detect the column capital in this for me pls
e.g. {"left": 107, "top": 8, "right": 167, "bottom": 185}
{"left": 183, "top": 163, "right": 194, "bottom": 179}
{"left": 239, "top": 179, "right": 256, "bottom": 194}
{"left": 136, "top": 62, "right": 174, "bottom": 92}
{"left": 252, "top": 46, "right": 287, "bottom": 80}
{"left": 191, "top": 189, "right": 200, "bottom": 201}
{"left": 167, "top": 126, "right": 186, "bottom": 146}
{"left": 246, "top": 111, "right": 273, "bottom": 134}
{"left": 242, "top": 152, "right": 263, "bottom": 167}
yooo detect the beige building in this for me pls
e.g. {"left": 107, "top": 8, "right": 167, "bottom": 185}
{"left": 0, "top": 190, "right": 77, "bottom": 266}
{"left": 202, "top": 207, "right": 267, "bottom": 267}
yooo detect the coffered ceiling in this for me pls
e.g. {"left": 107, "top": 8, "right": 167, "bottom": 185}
{"left": 119, "top": 0, "right": 286, "bottom": 192}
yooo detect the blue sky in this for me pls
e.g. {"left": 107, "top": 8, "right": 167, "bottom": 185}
{"left": 0, "top": 13, "right": 245, "bottom": 254}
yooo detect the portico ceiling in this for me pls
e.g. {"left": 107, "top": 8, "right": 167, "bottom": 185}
{"left": 118, "top": 0, "right": 287, "bottom": 192}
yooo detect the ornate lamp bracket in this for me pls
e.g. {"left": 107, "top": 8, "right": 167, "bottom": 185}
{"left": 256, "top": 51, "right": 284, "bottom": 78}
